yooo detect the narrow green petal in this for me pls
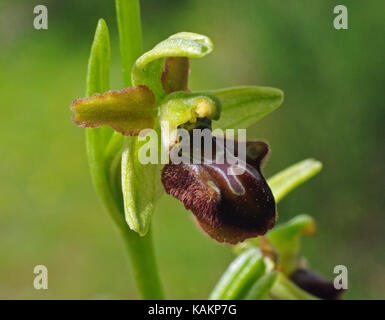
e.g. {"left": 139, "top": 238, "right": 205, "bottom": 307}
{"left": 71, "top": 86, "right": 156, "bottom": 136}
{"left": 267, "top": 158, "right": 323, "bottom": 203}
{"left": 212, "top": 86, "right": 283, "bottom": 130}
{"left": 132, "top": 32, "right": 213, "bottom": 101}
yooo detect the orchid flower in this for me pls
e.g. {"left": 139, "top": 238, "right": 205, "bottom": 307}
{"left": 71, "top": 31, "right": 283, "bottom": 244}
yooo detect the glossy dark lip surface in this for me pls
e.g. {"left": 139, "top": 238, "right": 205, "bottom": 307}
{"left": 161, "top": 137, "right": 276, "bottom": 244}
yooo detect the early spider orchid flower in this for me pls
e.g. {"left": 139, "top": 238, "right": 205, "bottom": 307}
{"left": 70, "top": 32, "right": 283, "bottom": 244}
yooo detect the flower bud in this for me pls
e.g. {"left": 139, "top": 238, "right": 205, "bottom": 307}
{"left": 290, "top": 268, "right": 345, "bottom": 300}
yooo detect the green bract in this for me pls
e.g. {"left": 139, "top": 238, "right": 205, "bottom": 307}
{"left": 71, "top": 30, "right": 284, "bottom": 236}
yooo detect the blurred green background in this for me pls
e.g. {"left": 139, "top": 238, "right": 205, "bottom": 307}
{"left": 0, "top": 0, "right": 383, "bottom": 299}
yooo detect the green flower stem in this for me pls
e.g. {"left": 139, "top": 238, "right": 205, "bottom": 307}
{"left": 115, "top": 0, "right": 164, "bottom": 299}
{"left": 120, "top": 228, "right": 164, "bottom": 299}
{"left": 116, "top": 0, "right": 143, "bottom": 87}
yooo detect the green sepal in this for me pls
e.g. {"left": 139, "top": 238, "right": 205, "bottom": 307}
{"left": 267, "top": 158, "right": 323, "bottom": 203}
{"left": 131, "top": 32, "right": 213, "bottom": 101}
{"left": 211, "top": 86, "right": 283, "bottom": 130}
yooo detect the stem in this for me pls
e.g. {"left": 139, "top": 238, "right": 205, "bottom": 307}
{"left": 116, "top": 0, "right": 143, "bottom": 88}
{"left": 115, "top": 0, "right": 164, "bottom": 299}
{"left": 120, "top": 228, "right": 164, "bottom": 299}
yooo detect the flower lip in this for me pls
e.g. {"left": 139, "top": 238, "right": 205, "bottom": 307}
{"left": 161, "top": 131, "right": 276, "bottom": 244}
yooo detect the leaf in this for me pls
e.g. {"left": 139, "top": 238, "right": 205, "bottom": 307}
{"left": 209, "top": 248, "right": 266, "bottom": 300}
{"left": 71, "top": 85, "right": 157, "bottom": 136}
{"left": 86, "top": 19, "right": 111, "bottom": 97}
{"left": 209, "top": 248, "right": 258, "bottom": 300}
{"left": 212, "top": 86, "right": 284, "bottom": 130}
{"left": 266, "top": 214, "right": 316, "bottom": 274}
{"left": 222, "top": 254, "right": 266, "bottom": 300}
{"left": 267, "top": 158, "right": 322, "bottom": 203}
{"left": 84, "top": 19, "right": 125, "bottom": 227}
{"left": 131, "top": 32, "right": 213, "bottom": 101}
{"left": 86, "top": 19, "right": 114, "bottom": 150}
{"left": 244, "top": 271, "right": 279, "bottom": 300}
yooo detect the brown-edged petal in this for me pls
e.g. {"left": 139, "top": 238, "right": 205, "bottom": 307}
{"left": 70, "top": 86, "right": 156, "bottom": 136}
{"left": 290, "top": 268, "right": 345, "bottom": 300}
{"left": 161, "top": 137, "right": 276, "bottom": 244}
{"left": 161, "top": 57, "right": 190, "bottom": 94}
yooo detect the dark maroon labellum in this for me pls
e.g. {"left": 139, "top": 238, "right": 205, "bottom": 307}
{"left": 290, "top": 269, "right": 345, "bottom": 300}
{"left": 161, "top": 134, "right": 276, "bottom": 244}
